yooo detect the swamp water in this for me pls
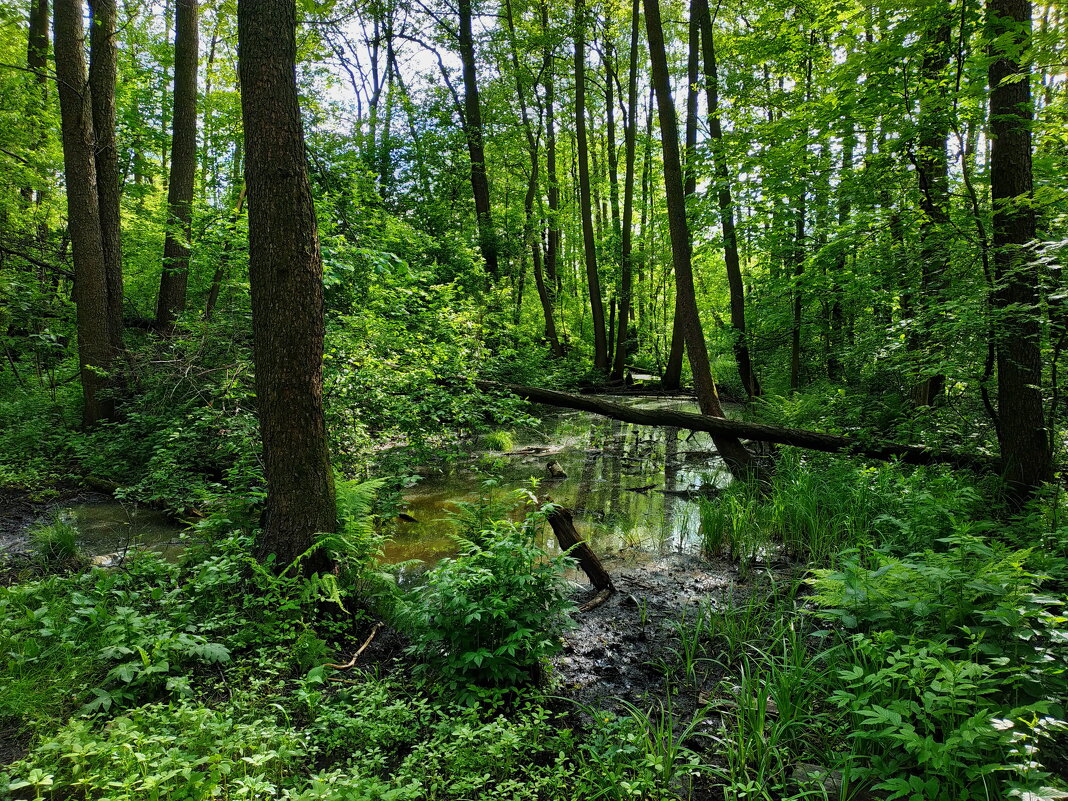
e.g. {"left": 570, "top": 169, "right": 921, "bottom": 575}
{"left": 386, "top": 397, "right": 730, "bottom": 577}
{"left": 26, "top": 398, "right": 729, "bottom": 573}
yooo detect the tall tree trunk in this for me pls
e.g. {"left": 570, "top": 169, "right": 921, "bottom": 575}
{"left": 644, "top": 0, "right": 753, "bottom": 477}
{"left": 54, "top": 0, "right": 112, "bottom": 427}
{"left": 25, "top": 0, "right": 49, "bottom": 212}
{"left": 239, "top": 0, "right": 337, "bottom": 571}
{"left": 789, "top": 43, "right": 813, "bottom": 392}
{"left": 789, "top": 190, "right": 807, "bottom": 391}
{"left": 611, "top": 0, "right": 640, "bottom": 381}
{"left": 663, "top": 6, "right": 702, "bottom": 390}
{"left": 828, "top": 124, "right": 854, "bottom": 381}
{"left": 458, "top": 0, "right": 498, "bottom": 280}
{"left": 155, "top": 0, "right": 198, "bottom": 329}
{"left": 89, "top": 0, "right": 123, "bottom": 354}
{"left": 542, "top": 1, "right": 560, "bottom": 293}
{"left": 695, "top": 0, "right": 760, "bottom": 399}
{"left": 575, "top": 0, "right": 609, "bottom": 373}
{"left": 504, "top": 0, "right": 562, "bottom": 356}
{"left": 987, "top": 0, "right": 1051, "bottom": 503}
{"left": 911, "top": 8, "right": 953, "bottom": 406}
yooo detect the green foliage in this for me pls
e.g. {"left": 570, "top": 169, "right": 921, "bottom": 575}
{"left": 5, "top": 703, "right": 308, "bottom": 800}
{"left": 829, "top": 636, "right": 1064, "bottom": 800}
{"left": 401, "top": 498, "right": 576, "bottom": 701}
{"left": 28, "top": 517, "right": 78, "bottom": 562}
{"left": 698, "top": 451, "right": 987, "bottom": 565}
{"left": 810, "top": 534, "right": 1067, "bottom": 699}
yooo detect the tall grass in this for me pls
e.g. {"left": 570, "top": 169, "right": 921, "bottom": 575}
{"left": 698, "top": 451, "right": 986, "bottom": 565}
{"left": 30, "top": 518, "right": 80, "bottom": 562}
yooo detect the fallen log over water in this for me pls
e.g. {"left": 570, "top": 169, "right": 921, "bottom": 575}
{"left": 482, "top": 382, "right": 995, "bottom": 472}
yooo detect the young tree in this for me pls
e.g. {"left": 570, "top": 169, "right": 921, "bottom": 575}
{"left": 54, "top": 0, "right": 113, "bottom": 426}
{"left": 458, "top": 0, "right": 499, "bottom": 280}
{"left": 239, "top": 0, "right": 337, "bottom": 569}
{"left": 987, "top": 0, "right": 1051, "bottom": 503}
{"left": 695, "top": 0, "right": 760, "bottom": 399}
{"left": 155, "top": 0, "right": 198, "bottom": 329}
{"left": 610, "top": 0, "right": 641, "bottom": 382}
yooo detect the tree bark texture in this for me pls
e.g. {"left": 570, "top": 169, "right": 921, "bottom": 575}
{"left": 643, "top": 0, "right": 754, "bottom": 477}
{"left": 156, "top": 0, "right": 198, "bottom": 329}
{"left": 575, "top": 0, "right": 609, "bottom": 373}
{"left": 89, "top": 0, "right": 124, "bottom": 353}
{"left": 546, "top": 506, "right": 614, "bottom": 591}
{"left": 54, "top": 0, "right": 113, "bottom": 427}
{"left": 239, "top": 0, "right": 337, "bottom": 570}
{"left": 987, "top": 0, "right": 1052, "bottom": 503}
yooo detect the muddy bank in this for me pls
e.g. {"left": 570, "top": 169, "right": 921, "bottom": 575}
{"left": 556, "top": 551, "right": 770, "bottom": 711}
{"left": 0, "top": 487, "right": 115, "bottom": 554}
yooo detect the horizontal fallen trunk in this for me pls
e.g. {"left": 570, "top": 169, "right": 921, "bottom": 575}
{"left": 481, "top": 382, "right": 995, "bottom": 472}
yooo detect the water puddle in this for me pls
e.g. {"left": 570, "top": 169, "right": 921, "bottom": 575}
{"left": 387, "top": 397, "right": 729, "bottom": 575}
{"left": 5, "top": 397, "right": 727, "bottom": 575}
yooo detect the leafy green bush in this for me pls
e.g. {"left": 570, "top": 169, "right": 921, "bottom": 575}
{"left": 401, "top": 500, "right": 576, "bottom": 701}
{"left": 807, "top": 533, "right": 1068, "bottom": 799}
{"left": 809, "top": 533, "right": 1067, "bottom": 700}
{"left": 4, "top": 703, "right": 308, "bottom": 800}
{"left": 829, "top": 635, "right": 1064, "bottom": 800}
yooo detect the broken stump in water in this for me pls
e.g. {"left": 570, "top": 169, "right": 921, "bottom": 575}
{"left": 546, "top": 506, "right": 614, "bottom": 592}
{"left": 546, "top": 460, "right": 567, "bottom": 479}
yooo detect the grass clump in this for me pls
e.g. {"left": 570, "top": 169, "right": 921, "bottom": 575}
{"left": 28, "top": 518, "right": 79, "bottom": 562}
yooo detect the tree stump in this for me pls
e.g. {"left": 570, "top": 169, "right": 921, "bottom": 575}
{"left": 546, "top": 506, "right": 614, "bottom": 592}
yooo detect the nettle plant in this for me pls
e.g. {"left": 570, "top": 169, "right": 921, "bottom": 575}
{"left": 401, "top": 494, "right": 576, "bottom": 703}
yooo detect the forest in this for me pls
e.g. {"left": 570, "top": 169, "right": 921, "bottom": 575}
{"left": 0, "top": 0, "right": 1066, "bottom": 797}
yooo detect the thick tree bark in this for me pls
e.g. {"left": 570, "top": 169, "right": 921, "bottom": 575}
{"left": 695, "top": 0, "right": 761, "bottom": 399}
{"left": 575, "top": 0, "right": 609, "bottom": 373}
{"left": 54, "top": 0, "right": 112, "bottom": 427}
{"left": 89, "top": 0, "right": 123, "bottom": 354}
{"left": 483, "top": 382, "right": 996, "bottom": 472}
{"left": 644, "top": 0, "right": 754, "bottom": 477}
{"left": 239, "top": 0, "right": 337, "bottom": 571}
{"left": 611, "top": 0, "right": 640, "bottom": 382}
{"left": 155, "top": 0, "right": 198, "bottom": 329}
{"left": 457, "top": 0, "right": 498, "bottom": 280}
{"left": 987, "top": 0, "right": 1051, "bottom": 503}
